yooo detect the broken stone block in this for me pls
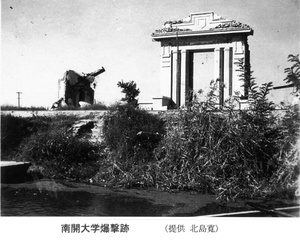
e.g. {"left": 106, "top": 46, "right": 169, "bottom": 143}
{"left": 68, "top": 117, "right": 105, "bottom": 143}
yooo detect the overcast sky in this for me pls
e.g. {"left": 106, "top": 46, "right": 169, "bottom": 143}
{"left": 1, "top": 0, "right": 299, "bottom": 107}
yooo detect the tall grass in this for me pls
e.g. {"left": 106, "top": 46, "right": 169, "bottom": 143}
{"left": 1, "top": 114, "right": 102, "bottom": 180}
{"left": 267, "top": 105, "right": 300, "bottom": 198}
{"left": 94, "top": 104, "right": 165, "bottom": 187}
{"left": 150, "top": 80, "right": 299, "bottom": 201}
{"left": 86, "top": 76, "right": 299, "bottom": 201}
{"left": 1, "top": 115, "right": 49, "bottom": 157}
{"left": 16, "top": 129, "right": 102, "bottom": 180}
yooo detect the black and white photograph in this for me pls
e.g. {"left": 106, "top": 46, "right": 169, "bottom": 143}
{"left": 1, "top": 0, "right": 299, "bottom": 239}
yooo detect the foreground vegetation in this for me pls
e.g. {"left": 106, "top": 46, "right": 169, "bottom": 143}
{"left": 1, "top": 55, "right": 299, "bottom": 201}
{"left": 2, "top": 96, "right": 299, "bottom": 201}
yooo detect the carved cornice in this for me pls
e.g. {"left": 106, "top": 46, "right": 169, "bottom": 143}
{"left": 214, "top": 20, "right": 252, "bottom": 30}
{"left": 152, "top": 12, "right": 253, "bottom": 38}
{"left": 152, "top": 27, "right": 192, "bottom": 35}
{"left": 164, "top": 20, "right": 184, "bottom": 25}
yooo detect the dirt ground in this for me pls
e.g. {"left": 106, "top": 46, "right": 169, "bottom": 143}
{"left": 2, "top": 179, "right": 299, "bottom": 217}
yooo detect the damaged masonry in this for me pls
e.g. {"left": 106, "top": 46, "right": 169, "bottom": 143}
{"left": 56, "top": 67, "right": 105, "bottom": 108}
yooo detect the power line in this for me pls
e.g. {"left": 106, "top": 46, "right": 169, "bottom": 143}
{"left": 16, "top": 91, "right": 22, "bottom": 108}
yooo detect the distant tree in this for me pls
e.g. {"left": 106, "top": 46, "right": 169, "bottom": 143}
{"left": 117, "top": 80, "right": 140, "bottom": 107}
{"left": 284, "top": 54, "right": 300, "bottom": 93}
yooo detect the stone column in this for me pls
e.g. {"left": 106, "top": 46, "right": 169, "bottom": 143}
{"left": 214, "top": 48, "right": 220, "bottom": 83}
{"left": 224, "top": 47, "right": 230, "bottom": 100}
{"left": 172, "top": 50, "right": 178, "bottom": 103}
{"left": 160, "top": 46, "right": 172, "bottom": 98}
{"left": 214, "top": 48, "right": 220, "bottom": 105}
{"left": 219, "top": 48, "right": 224, "bottom": 105}
{"left": 180, "top": 50, "right": 187, "bottom": 107}
{"left": 176, "top": 49, "right": 181, "bottom": 106}
{"left": 232, "top": 41, "right": 245, "bottom": 97}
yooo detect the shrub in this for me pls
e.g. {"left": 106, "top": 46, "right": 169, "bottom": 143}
{"left": 96, "top": 74, "right": 299, "bottom": 200}
{"left": 1, "top": 115, "right": 50, "bottom": 156}
{"left": 284, "top": 54, "right": 300, "bottom": 93}
{"left": 151, "top": 79, "right": 292, "bottom": 201}
{"left": 117, "top": 80, "right": 140, "bottom": 107}
{"left": 103, "top": 105, "right": 164, "bottom": 162}
{"left": 99, "top": 104, "right": 165, "bottom": 186}
{"left": 265, "top": 54, "right": 300, "bottom": 198}
{"left": 266, "top": 105, "right": 300, "bottom": 198}
{"left": 2, "top": 114, "right": 99, "bottom": 180}
{"left": 16, "top": 128, "right": 102, "bottom": 180}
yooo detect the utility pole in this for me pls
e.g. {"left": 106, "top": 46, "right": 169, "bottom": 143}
{"left": 16, "top": 91, "right": 22, "bottom": 108}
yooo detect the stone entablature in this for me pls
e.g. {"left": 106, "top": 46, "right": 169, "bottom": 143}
{"left": 152, "top": 12, "right": 252, "bottom": 37}
{"left": 151, "top": 12, "right": 253, "bottom": 109}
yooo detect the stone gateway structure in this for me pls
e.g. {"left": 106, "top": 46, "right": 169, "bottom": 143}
{"left": 151, "top": 12, "right": 253, "bottom": 110}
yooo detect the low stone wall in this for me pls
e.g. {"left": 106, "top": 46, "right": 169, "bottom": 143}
{"left": 1, "top": 110, "right": 108, "bottom": 118}
{"left": 1, "top": 161, "right": 31, "bottom": 183}
{"left": 1, "top": 109, "right": 167, "bottom": 145}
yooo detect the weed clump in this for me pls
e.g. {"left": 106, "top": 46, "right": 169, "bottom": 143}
{"left": 96, "top": 104, "right": 165, "bottom": 187}
{"left": 1, "top": 115, "right": 49, "bottom": 157}
{"left": 151, "top": 80, "right": 299, "bottom": 201}
{"left": 3, "top": 114, "right": 100, "bottom": 180}
{"left": 17, "top": 129, "right": 102, "bottom": 180}
{"left": 266, "top": 105, "right": 300, "bottom": 198}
